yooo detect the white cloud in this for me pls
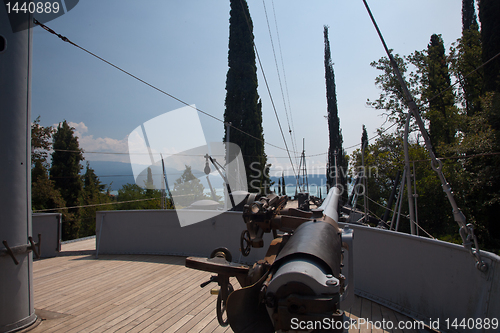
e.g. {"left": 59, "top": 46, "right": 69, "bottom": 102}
{"left": 53, "top": 121, "right": 130, "bottom": 163}
{"left": 79, "top": 134, "right": 130, "bottom": 163}
{"left": 68, "top": 121, "right": 88, "bottom": 138}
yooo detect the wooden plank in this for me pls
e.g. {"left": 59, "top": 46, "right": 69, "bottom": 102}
{"left": 370, "top": 301, "right": 390, "bottom": 333}
{"left": 48, "top": 257, "right": 185, "bottom": 315}
{"left": 359, "top": 296, "right": 372, "bottom": 333}
{"left": 379, "top": 304, "right": 402, "bottom": 333}
{"left": 188, "top": 309, "right": 220, "bottom": 333}
{"left": 176, "top": 296, "right": 218, "bottom": 333}
{"left": 199, "top": 314, "right": 223, "bottom": 333}
{"left": 155, "top": 314, "right": 195, "bottom": 333}
{"left": 30, "top": 252, "right": 425, "bottom": 333}
{"left": 57, "top": 268, "right": 195, "bottom": 331}
{"left": 346, "top": 294, "right": 362, "bottom": 333}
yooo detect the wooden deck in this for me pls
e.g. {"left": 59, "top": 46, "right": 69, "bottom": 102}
{"left": 27, "top": 238, "right": 426, "bottom": 333}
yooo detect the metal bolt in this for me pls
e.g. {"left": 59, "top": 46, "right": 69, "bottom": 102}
{"left": 326, "top": 279, "right": 337, "bottom": 286}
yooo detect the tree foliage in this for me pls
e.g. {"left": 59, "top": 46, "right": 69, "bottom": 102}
{"left": 50, "top": 120, "right": 84, "bottom": 208}
{"left": 362, "top": 1, "right": 500, "bottom": 253}
{"left": 32, "top": 117, "right": 180, "bottom": 240}
{"left": 324, "top": 26, "right": 348, "bottom": 194}
{"left": 49, "top": 120, "right": 84, "bottom": 240}
{"left": 31, "top": 118, "right": 64, "bottom": 212}
{"left": 479, "top": 0, "right": 500, "bottom": 93}
{"left": 117, "top": 183, "right": 162, "bottom": 210}
{"left": 32, "top": 160, "right": 66, "bottom": 212}
{"left": 171, "top": 165, "right": 208, "bottom": 208}
{"left": 351, "top": 132, "right": 459, "bottom": 238}
{"left": 79, "top": 163, "right": 113, "bottom": 237}
{"left": 449, "top": 10, "right": 482, "bottom": 117}
{"left": 31, "top": 116, "right": 54, "bottom": 167}
{"left": 224, "top": 0, "right": 267, "bottom": 193}
{"left": 425, "top": 34, "right": 459, "bottom": 152}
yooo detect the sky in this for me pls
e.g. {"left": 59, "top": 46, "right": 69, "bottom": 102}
{"left": 31, "top": 0, "right": 464, "bottom": 178}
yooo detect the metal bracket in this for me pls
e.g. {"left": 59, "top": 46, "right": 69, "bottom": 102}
{"left": 2, "top": 240, "right": 19, "bottom": 265}
{"left": 29, "top": 234, "right": 42, "bottom": 259}
{"left": 1, "top": 234, "right": 42, "bottom": 265}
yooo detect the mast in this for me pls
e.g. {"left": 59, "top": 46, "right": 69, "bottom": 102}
{"left": 0, "top": 10, "right": 37, "bottom": 332}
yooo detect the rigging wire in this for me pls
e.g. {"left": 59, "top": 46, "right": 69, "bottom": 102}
{"left": 363, "top": 196, "right": 436, "bottom": 239}
{"left": 343, "top": 48, "right": 500, "bottom": 151}
{"left": 262, "top": 0, "right": 299, "bottom": 167}
{"left": 422, "top": 49, "right": 500, "bottom": 107}
{"left": 43, "top": 148, "right": 305, "bottom": 159}
{"left": 271, "top": 0, "right": 299, "bottom": 166}
{"left": 32, "top": 19, "right": 297, "bottom": 155}
{"left": 344, "top": 122, "right": 398, "bottom": 150}
{"left": 237, "top": 0, "right": 298, "bottom": 181}
{"left": 32, "top": 197, "right": 160, "bottom": 212}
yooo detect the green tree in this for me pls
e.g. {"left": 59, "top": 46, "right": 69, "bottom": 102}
{"left": 50, "top": 120, "right": 84, "bottom": 240}
{"left": 368, "top": 52, "right": 425, "bottom": 131}
{"left": 223, "top": 0, "right": 267, "bottom": 193}
{"left": 171, "top": 165, "right": 207, "bottom": 208}
{"left": 450, "top": 0, "right": 482, "bottom": 118}
{"left": 31, "top": 117, "right": 65, "bottom": 212}
{"left": 117, "top": 183, "right": 162, "bottom": 210}
{"left": 364, "top": 1, "right": 500, "bottom": 253}
{"left": 361, "top": 125, "right": 368, "bottom": 150}
{"left": 424, "top": 34, "right": 459, "bottom": 152}
{"left": 281, "top": 172, "right": 286, "bottom": 197}
{"left": 32, "top": 160, "right": 66, "bottom": 212}
{"left": 31, "top": 116, "right": 54, "bottom": 167}
{"left": 80, "top": 163, "right": 113, "bottom": 237}
{"left": 462, "top": 0, "right": 477, "bottom": 31}
{"left": 445, "top": 94, "right": 500, "bottom": 251}
{"left": 324, "top": 25, "right": 348, "bottom": 194}
{"left": 350, "top": 132, "right": 457, "bottom": 237}
{"left": 479, "top": 0, "right": 500, "bottom": 93}
{"left": 50, "top": 120, "right": 84, "bottom": 207}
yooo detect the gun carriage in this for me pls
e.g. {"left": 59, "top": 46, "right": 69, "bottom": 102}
{"left": 186, "top": 187, "right": 354, "bottom": 332}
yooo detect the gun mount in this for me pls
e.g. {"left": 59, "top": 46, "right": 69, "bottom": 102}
{"left": 185, "top": 187, "right": 354, "bottom": 332}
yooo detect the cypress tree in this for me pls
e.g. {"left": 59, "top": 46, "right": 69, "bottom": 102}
{"left": 462, "top": 0, "right": 477, "bottom": 31}
{"left": 361, "top": 125, "right": 368, "bottom": 150}
{"left": 50, "top": 120, "right": 84, "bottom": 239}
{"left": 477, "top": 0, "right": 500, "bottom": 250}
{"left": 479, "top": 0, "right": 500, "bottom": 93}
{"left": 425, "top": 34, "right": 458, "bottom": 152}
{"left": 324, "top": 26, "right": 347, "bottom": 193}
{"left": 281, "top": 172, "right": 286, "bottom": 197}
{"left": 457, "top": 0, "right": 483, "bottom": 117}
{"left": 80, "top": 163, "right": 110, "bottom": 237}
{"left": 50, "top": 120, "right": 84, "bottom": 207}
{"left": 224, "top": 0, "right": 267, "bottom": 193}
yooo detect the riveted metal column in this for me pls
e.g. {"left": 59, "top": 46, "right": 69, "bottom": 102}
{"left": 0, "top": 5, "right": 36, "bottom": 333}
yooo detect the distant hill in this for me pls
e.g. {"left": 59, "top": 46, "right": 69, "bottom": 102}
{"left": 269, "top": 174, "right": 327, "bottom": 187}
{"left": 86, "top": 161, "right": 136, "bottom": 191}
{"left": 87, "top": 160, "right": 223, "bottom": 192}
{"left": 87, "top": 160, "right": 328, "bottom": 194}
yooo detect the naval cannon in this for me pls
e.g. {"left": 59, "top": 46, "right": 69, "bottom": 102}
{"left": 185, "top": 187, "right": 354, "bottom": 332}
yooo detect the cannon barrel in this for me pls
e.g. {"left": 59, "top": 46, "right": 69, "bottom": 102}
{"left": 265, "top": 220, "right": 343, "bottom": 331}
{"left": 186, "top": 187, "right": 354, "bottom": 332}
